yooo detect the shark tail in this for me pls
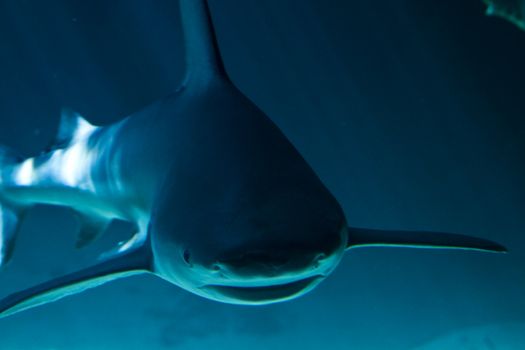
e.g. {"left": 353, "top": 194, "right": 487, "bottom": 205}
{"left": 0, "top": 146, "right": 25, "bottom": 267}
{"left": 346, "top": 227, "right": 507, "bottom": 253}
{"left": 0, "top": 240, "right": 153, "bottom": 319}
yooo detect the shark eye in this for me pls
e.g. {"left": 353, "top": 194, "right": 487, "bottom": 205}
{"left": 182, "top": 249, "right": 192, "bottom": 266}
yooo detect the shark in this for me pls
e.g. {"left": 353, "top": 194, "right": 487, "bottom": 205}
{"left": 0, "top": 0, "right": 507, "bottom": 319}
{"left": 483, "top": 0, "right": 525, "bottom": 30}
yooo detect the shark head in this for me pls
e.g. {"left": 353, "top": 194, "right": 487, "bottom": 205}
{"left": 149, "top": 150, "right": 349, "bottom": 305}
{"left": 144, "top": 31, "right": 350, "bottom": 301}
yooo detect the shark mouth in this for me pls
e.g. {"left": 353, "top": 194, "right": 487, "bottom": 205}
{"left": 203, "top": 275, "right": 324, "bottom": 304}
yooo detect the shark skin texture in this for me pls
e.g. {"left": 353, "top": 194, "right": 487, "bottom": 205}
{"left": 0, "top": 0, "right": 507, "bottom": 319}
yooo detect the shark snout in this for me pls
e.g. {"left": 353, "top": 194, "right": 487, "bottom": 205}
{"left": 212, "top": 232, "right": 344, "bottom": 280}
{"left": 215, "top": 250, "right": 326, "bottom": 278}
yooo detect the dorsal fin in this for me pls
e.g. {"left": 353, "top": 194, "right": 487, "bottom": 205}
{"left": 55, "top": 108, "right": 96, "bottom": 148}
{"left": 179, "top": 0, "right": 227, "bottom": 84}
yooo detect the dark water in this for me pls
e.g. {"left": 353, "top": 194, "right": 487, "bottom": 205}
{"left": 0, "top": 0, "right": 524, "bottom": 349}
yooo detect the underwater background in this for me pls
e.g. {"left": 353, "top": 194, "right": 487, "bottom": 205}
{"left": 0, "top": 0, "right": 524, "bottom": 349}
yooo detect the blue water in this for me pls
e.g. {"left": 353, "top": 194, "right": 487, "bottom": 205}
{"left": 0, "top": 0, "right": 524, "bottom": 349}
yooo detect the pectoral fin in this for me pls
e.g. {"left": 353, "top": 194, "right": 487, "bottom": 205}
{"left": 346, "top": 227, "right": 507, "bottom": 253}
{"left": 0, "top": 240, "right": 152, "bottom": 319}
